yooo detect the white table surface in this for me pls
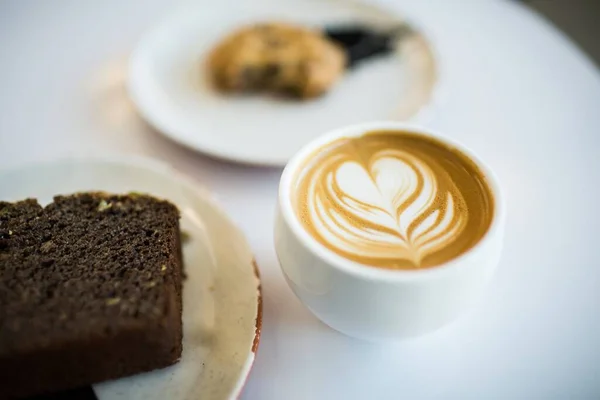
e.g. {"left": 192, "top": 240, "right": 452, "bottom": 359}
{"left": 1, "top": 0, "right": 600, "bottom": 399}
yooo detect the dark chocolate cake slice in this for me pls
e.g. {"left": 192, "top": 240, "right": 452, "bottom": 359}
{"left": 0, "top": 193, "right": 183, "bottom": 399}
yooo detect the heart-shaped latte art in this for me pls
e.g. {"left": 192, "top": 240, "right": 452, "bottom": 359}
{"left": 304, "top": 148, "right": 468, "bottom": 267}
{"left": 293, "top": 131, "right": 494, "bottom": 270}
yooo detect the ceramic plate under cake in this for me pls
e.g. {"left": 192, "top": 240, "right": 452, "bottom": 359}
{"left": 128, "top": 0, "right": 440, "bottom": 166}
{"left": 0, "top": 156, "right": 262, "bottom": 400}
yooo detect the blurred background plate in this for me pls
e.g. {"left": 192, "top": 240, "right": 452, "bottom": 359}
{"left": 128, "top": 0, "right": 440, "bottom": 166}
{"left": 0, "top": 156, "right": 262, "bottom": 400}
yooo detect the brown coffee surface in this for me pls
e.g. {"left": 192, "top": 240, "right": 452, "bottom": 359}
{"left": 292, "top": 130, "right": 494, "bottom": 270}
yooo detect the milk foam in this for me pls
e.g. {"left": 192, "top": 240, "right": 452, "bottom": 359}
{"left": 293, "top": 130, "right": 494, "bottom": 270}
{"left": 305, "top": 151, "right": 466, "bottom": 266}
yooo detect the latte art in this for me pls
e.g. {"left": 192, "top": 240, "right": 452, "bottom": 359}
{"left": 308, "top": 151, "right": 467, "bottom": 266}
{"left": 293, "top": 131, "right": 494, "bottom": 269}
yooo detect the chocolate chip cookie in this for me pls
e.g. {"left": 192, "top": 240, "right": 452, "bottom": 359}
{"left": 207, "top": 22, "right": 347, "bottom": 99}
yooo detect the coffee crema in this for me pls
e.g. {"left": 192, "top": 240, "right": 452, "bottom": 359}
{"left": 292, "top": 130, "right": 494, "bottom": 270}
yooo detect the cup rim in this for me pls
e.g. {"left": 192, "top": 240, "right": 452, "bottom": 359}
{"left": 278, "top": 121, "right": 506, "bottom": 282}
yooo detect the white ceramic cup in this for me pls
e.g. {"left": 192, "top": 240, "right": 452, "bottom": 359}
{"left": 274, "top": 122, "right": 506, "bottom": 341}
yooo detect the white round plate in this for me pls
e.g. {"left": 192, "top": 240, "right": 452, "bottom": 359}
{"left": 128, "top": 0, "right": 439, "bottom": 166}
{"left": 0, "top": 156, "right": 262, "bottom": 400}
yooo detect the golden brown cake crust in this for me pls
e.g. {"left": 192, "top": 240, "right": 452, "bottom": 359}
{"left": 207, "top": 22, "right": 346, "bottom": 99}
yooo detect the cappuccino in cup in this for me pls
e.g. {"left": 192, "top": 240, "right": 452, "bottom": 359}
{"left": 291, "top": 130, "right": 495, "bottom": 270}
{"left": 275, "top": 122, "right": 505, "bottom": 340}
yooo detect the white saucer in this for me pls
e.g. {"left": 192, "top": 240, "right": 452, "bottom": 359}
{"left": 0, "top": 156, "right": 262, "bottom": 400}
{"left": 128, "top": 0, "right": 439, "bottom": 166}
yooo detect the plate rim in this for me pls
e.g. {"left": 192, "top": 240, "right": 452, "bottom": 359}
{"left": 0, "top": 154, "right": 263, "bottom": 400}
{"left": 127, "top": 0, "right": 444, "bottom": 167}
